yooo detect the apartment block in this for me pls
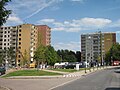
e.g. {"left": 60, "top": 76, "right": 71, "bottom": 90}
{"left": 36, "top": 25, "right": 51, "bottom": 47}
{"left": 81, "top": 32, "right": 116, "bottom": 63}
{"left": 0, "top": 24, "right": 51, "bottom": 67}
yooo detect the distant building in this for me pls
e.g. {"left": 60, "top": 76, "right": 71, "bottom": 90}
{"left": 0, "top": 24, "right": 51, "bottom": 67}
{"left": 36, "top": 25, "right": 51, "bottom": 46}
{"left": 81, "top": 32, "right": 116, "bottom": 63}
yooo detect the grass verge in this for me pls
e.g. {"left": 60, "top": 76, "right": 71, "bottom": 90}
{"left": 3, "top": 70, "right": 62, "bottom": 78}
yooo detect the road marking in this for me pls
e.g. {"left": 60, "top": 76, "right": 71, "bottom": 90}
{"left": 49, "top": 77, "right": 82, "bottom": 90}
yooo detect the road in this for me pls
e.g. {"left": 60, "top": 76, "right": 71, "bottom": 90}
{"left": 0, "top": 76, "right": 77, "bottom": 90}
{"left": 51, "top": 67, "right": 120, "bottom": 90}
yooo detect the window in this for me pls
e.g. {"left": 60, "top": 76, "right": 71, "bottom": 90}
{"left": 19, "top": 38, "right": 21, "bottom": 40}
{"left": 19, "top": 42, "right": 21, "bottom": 45}
{"left": 8, "top": 31, "right": 10, "bottom": 33}
{"left": 4, "top": 35, "right": 6, "bottom": 37}
{"left": 19, "top": 47, "right": 21, "bottom": 49}
{"left": 18, "top": 55, "right": 21, "bottom": 58}
{"left": 19, "top": 25, "right": 22, "bottom": 28}
{"left": 18, "top": 60, "right": 20, "bottom": 62}
{"left": 4, "top": 39, "right": 6, "bottom": 41}
{"left": 4, "top": 43, "right": 6, "bottom": 45}
{"left": 8, "top": 43, "right": 9, "bottom": 45}
{"left": 19, "top": 29, "right": 21, "bottom": 32}
{"left": 5, "top": 27, "right": 7, "bottom": 29}
{"left": 19, "top": 34, "right": 21, "bottom": 36}
{"left": 8, "top": 35, "right": 10, "bottom": 37}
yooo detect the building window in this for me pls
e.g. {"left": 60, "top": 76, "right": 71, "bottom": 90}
{"left": 19, "top": 29, "right": 21, "bottom": 32}
{"left": 19, "top": 34, "right": 21, "bottom": 36}
{"left": 18, "top": 55, "right": 21, "bottom": 58}
{"left": 4, "top": 43, "right": 6, "bottom": 45}
{"left": 8, "top": 35, "right": 10, "bottom": 37}
{"left": 19, "top": 25, "right": 22, "bottom": 28}
{"left": 8, "top": 43, "right": 9, "bottom": 45}
{"left": 4, "top": 35, "right": 6, "bottom": 37}
{"left": 18, "top": 60, "right": 21, "bottom": 62}
{"left": 4, "top": 39, "right": 6, "bottom": 41}
{"left": 19, "top": 38, "right": 21, "bottom": 40}
{"left": 8, "top": 31, "right": 10, "bottom": 33}
{"left": 5, "top": 27, "right": 7, "bottom": 29}
{"left": 19, "top": 42, "right": 21, "bottom": 45}
{"left": 19, "top": 47, "right": 21, "bottom": 49}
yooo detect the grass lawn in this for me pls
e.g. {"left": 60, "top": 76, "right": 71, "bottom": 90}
{"left": 3, "top": 70, "right": 62, "bottom": 78}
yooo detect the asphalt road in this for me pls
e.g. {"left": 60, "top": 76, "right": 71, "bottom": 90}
{"left": 51, "top": 67, "right": 120, "bottom": 90}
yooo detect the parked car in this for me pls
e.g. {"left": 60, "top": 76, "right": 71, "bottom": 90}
{"left": 0, "top": 67, "right": 6, "bottom": 76}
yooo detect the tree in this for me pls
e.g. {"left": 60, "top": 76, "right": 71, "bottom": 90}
{"left": 7, "top": 47, "right": 16, "bottom": 66}
{"left": 57, "top": 49, "right": 77, "bottom": 62}
{"left": 45, "top": 46, "right": 60, "bottom": 66}
{"left": 0, "top": 50, "right": 6, "bottom": 66}
{"left": 0, "top": 0, "right": 11, "bottom": 26}
{"left": 21, "top": 49, "right": 29, "bottom": 67}
{"left": 34, "top": 44, "right": 46, "bottom": 69}
{"left": 75, "top": 51, "right": 81, "bottom": 62}
{"left": 105, "top": 43, "right": 120, "bottom": 65}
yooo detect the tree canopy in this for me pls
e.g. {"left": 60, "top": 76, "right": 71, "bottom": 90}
{"left": 105, "top": 43, "right": 120, "bottom": 65}
{"left": 57, "top": 49, "right": 80, "bottom": 62}
{"left": 0, "top": 0, "right": 11, "bottom": 26}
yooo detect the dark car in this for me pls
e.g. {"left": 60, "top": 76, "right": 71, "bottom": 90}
{"left": 0, "top": 67, "right": 6, "bottom": 76}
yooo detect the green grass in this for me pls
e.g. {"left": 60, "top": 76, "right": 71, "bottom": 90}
{"left": 3, "top": 70, "right": 62, "bottom": 77}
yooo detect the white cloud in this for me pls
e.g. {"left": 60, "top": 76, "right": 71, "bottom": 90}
{"left": 54, "top": 42, "right": 80, "bottom": 51}
{"left": 37, "top": 17, "right": 112, "bottom": 32}
{"left": 4, "top": 14, "right": 23, "bottom": 26}
{"left": 80, "top": 18, "right": 112, "bottom": 27}
{"left": 40, "top": 19, "right": 55, "bottom": 23}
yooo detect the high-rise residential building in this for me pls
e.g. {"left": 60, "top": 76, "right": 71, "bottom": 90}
{"left": 16, "top": 24, "right": 38, "bottom": 67}
{"left": 36, "top": 25, "right": 51, "bottom": 47}
{"left": 81, "top": 32, "right": 116, "bottom": 63}
{"left": 0, "top": 24, "right": 51, "bottom": 67}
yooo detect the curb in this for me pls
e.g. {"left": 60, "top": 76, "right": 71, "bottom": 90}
{"left": 6, "top": 75, "right": 63, "bottom": 79}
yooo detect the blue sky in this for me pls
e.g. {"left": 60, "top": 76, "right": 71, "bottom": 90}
{"left": 4, "top": 0, "right": 120, "bottom": 51}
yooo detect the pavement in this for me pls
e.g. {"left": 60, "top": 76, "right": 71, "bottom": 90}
{"left": 0, "top": 66, "right": 118, "bottom": 90}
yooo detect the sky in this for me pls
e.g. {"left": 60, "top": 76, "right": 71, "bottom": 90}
{"left": 4, "top": 0, "right": 120, "bottom": 51}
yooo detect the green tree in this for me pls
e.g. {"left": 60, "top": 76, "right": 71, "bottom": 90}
{"left": 0, "top": 50, "right": 6, "bottom": 66}
{"left": 57, "top": 49, "right": 77, "bottom": 62}
{"left": 0, "top": 0, "right": 11, "bottom": 26}
{"left": 45, "top": 46, "right": 60, "bottom": 66}
{"left": 105, "top": 43, "right": 120, "bottom": 65}
{"left": 7, "top": 47, "right": 16, "bottom": 67}
{"left": 34, "top": 44, "right": 46, "bottom": 69}
{"left": 21, "top": 49, "right": 29, "bottom": 67}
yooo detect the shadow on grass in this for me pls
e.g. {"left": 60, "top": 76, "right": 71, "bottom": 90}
{"left": 105, "top": 87, "right": 120, "bottom": 90}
